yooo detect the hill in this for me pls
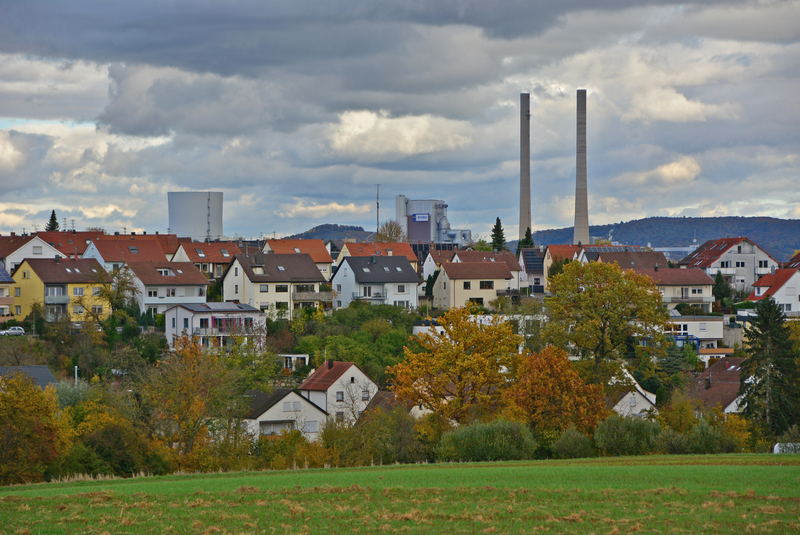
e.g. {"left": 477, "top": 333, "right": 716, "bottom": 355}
{"left": 284, "top": 224, "right": 373, "bottom": 242}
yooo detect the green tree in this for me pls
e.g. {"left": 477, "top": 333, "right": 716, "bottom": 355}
{"left": 544, "top": 261, "right": 669, "bottom": 389}
{"left": 712, "top": 271, "right": 731, "bottom": 303}
{"left": 516, "top": 227, "right": 534, "bottom": 256}
{"left": 739, "top": 296, "right": 800, "bottom": 437}
{"left": 45, "top": 210, "right": 59, "bottom": 231}
{"left": 473, "top": 239, "right": 492, "bottom": 252}
{"left": 547, "top": 257, "right": 571, "bottom": 280}
{"left": 490, "top": 217, "right": 507, "bottom": 251}
{"left": 375, "top": 220, "right": 407, "bottom": 243}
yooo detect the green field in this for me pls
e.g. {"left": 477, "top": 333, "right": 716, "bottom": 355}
{"left": 2, "top": 455, "right": 800, "bottom": 534}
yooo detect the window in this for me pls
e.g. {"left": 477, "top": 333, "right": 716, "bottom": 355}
{"left": 183, "top": 318, "right": 189, "bottom": 329}
{"left": 363, "top": 286, "right": 371, "bottom": 297}
{"left": 336, "top": 412, "right": 344, "bottom": 422}
{"left": 15, "top": 306, "right": 21, "bottom": 315}
{"left": 177, "top": 269, "right": 183, "bottom": 274}
{"left": 283, "top": 402, "right": 291, "bottom": 412}
{"left": 397, "top": 285, "right": 405, "bottom": 293}
{"left": 719, "top": 261, "right": 730, "bottom": 268}
{"left": 148, "top": 289, "right": 158, "bottom": 297}
{"left": 294, "top": 247, "right": 301, "bottom": 253}
{"left": 221, "top": 249, "right": 229, "bottom": 257}
{"left": 463, "top": 281, "right": 471, "bottom": 290}
{"left": 172, "top": 317, "right": 176, "bottom": 328}
{"left": 45, "top": 286, "right": 64, "bottom": 296}
{"left": 93, "top": 288, "right": 101, "bottom": 296}
{"left": 276, "top": 285, "right": 289, "bottom": 293}
{"left": 200, "top": 318, "right": 209, "bottom": 329}
{"left": 128, "top": 246, "right": 139, "bottom": 254}
{"left": 736, "top": 261, "right": 745, "bottom": 268}
{"left": 737, "top": 246, "right": 742, "bottom": 254}
{"left": 296, "top": 284, "right": 315, "bottom": 293}
{"left": 336, "top": 391, "right": 344, "bottom": 402}
{"left": 362, "top": 267, "right": 370, "bottom": 273}
{"left": 362, "top": 390, "right": 370, "bottom": 401}
{"left": 260, "top": 284, "right": 269, "bottom": 292}
{"left": 337, "top": 301, "right": 342, "bottom": 308}
{"left": 22, "top": 270, "right": 28, "bottom": 279}
{"left": 384, "top": 267, "right": 390, "bottom": 272}
{"left": 167, "top": 288, "right": 176, "bottom": 297}
{"left": 293, "top": 402, "right": 301, "bottom": 411}
{"left": 234, "top": 267, "right": 238, "bottom": 276}
{"left": 15, "top": 288, "right": 20, "bottom": 297}
{"left": 534, "top": 278, "right": 541, "bottom": 285}
{"left": 276, "top": 302, "right": 288, "bottom": 310}
{"left": 92, "top": 305, "right": 103, "bottom": 315}
{"left": 195, "top": 248, "right": 206, "bottom": 257}
{"left": 336, "top": 284, "right": 342, "bottom": 292}
{"left": 33, "top": 245, "right": 43, "bottom": 254}
{"left": 303, "top": 421, "right": 318, "bottom": 433}
{"left": 73, "top": 305, "right": 84, "bottom": 315}
{"left": 396, "top": 267, "right": 402, "bottom": 272}
{"left": 692, "top": 288, "right": 702, "bottom": 295}
{"left": 479, "top": 281, "right": 494, "bottom": 290}
{"left": 699, "top": 323, "right": 706, "bottom": 332}
{"left": 277, "top": 266, "right": 285, "bottom": 271}
{"left": 73, "top": 287, "right": 84, "bottom": 296}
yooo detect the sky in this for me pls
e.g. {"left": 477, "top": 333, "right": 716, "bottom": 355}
{"left": 0, "top": 0, "right": 798, "bottom": 241}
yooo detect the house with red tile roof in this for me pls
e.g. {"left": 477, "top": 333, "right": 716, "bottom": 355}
{"left": 678, "top": 237, "right": 779, "bottom": 291}
{"left": 96, "top": 233, "right": 185, "bottom": 260}
{"left": 542, "top": 244, "right": 581, "bottom": 292}
{"left": 0, "top": 234, "right": 62, "bottom": 274}
{"left": 785, "top": 251, "right": 800, "bottom": 270}
{"left": 633, "top": 267, "right": 715, "bottom": 313}
{"left": 421, "top": 249, "right": 457, "bottom": 282}
{"left": 263, "top": 239, "right": 334, "bottom": 281}
{"left": 692, "top": 357, "right": 747, "bottom": 413}
{"left": 36, "top": 230, "right": 106, "bottom": 257}
{"left": 433, "top": 262, "right": 512, "bottom": 309}
{"left": 453, "top": 250, "right": 522, "bottom": 292}
{"left": 298, "top": 360, "right": 378, "bottom": 424}
{"left": 83, "top": 238, "right": 168, "bottom": 271}
{"left": 126, "top": 261, "right": 209, "bottom": 315}
{"left": 339, "top": 242, "right": 419, "bottom": 271}
{"left": 172, "top": 241, "right": 241, "bottom": 280}
{"left": 746, "top": 268, "right": 800, "bottom": 317}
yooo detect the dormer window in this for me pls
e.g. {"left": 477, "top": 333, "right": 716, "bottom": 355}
{"left": 196, "top": 249, "right": 205, "bottom": 257}
{"left": 128, "top": 246, "right": 139, "bottom": 253}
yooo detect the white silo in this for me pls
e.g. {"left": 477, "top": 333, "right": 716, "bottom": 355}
{"left": 168, "top": 192, "right": 223, "bottom": 241}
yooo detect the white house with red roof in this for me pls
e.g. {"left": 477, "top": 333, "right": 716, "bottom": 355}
{"left": 678, "top": 237, "right": 779, "bottom": 291}
{"left": 263, "top": 239, "right": 334, "bottom": 281}
{"left": 633, "top": 267, "right": 715, "bottom": 313}
{"left": 83, "top": 238, "right": 168, "bottom": 271}
{"left": 747, "top": 268, "right": 800, "bottom": 316}
{"left": 126, "top": 261, "right": 209, "bottom": 315}
{"left": 298, "top": 360, "right": 378, "bottom": 424}
{"left": 338, "top": 242, "right": 419, "bottom": 271}
{"left": 0, "top": 234, "right": 62, "bottom": 273}
{"left": 542, "top": 244, "right": 581, "bottom": 293}
{"left": 172, "top": 241, "right": 241, "bottom": 280}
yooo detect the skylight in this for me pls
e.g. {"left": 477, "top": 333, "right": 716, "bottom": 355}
{"left": 196, "top": 249, "right": 206, "bottom": 257}
{"left": 177, "top": 269, "right": 183, "bottom": 274}
{"left": 277, "top": 266, "right": 285, "bottom": 271}
{"left": 363, "top": 267, "right": 370, "bottom": 273}
{"left": 396, "top": 267, "right": 402, "bottom": 272}
{"left": 384, "top": 267, "right": 390, "bottom": 272}
{"left": 294, "top": 247, "right": 301, "bottom": 253}
{"left": 221, "top": 249, "right": 229, "bottom": 257}
{"left": 128, "top": 246, "right": 139, "bottom": 253}
{"left": 74, "top": 268, "right": 80, "bottom": 273}
{"left": 65, "top": 268, "right": 72, "bottom": 273}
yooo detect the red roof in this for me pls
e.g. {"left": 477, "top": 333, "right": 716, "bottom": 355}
{"left": 96, "top": 234, "right": 183, "bottom": 256}
{"left": 264, "top": 239, "right": 333, "bottom": 264}
{"left": 679, "top": 237, "right": 778, "bottom": 269}
{"left": 747, "top": 269, "right": 800, "bottom": 301}
{"left": 35, "top": 231, "right": 106, "bottom": 256}
{"left": 633, "top": 268, "right": 714, "bottom": 286}
{"left": 785, "top": 252, "right": 800, "bottom": 270}
{"left": 455, "top": 251, "right": 522, "bottom": 272}
{"left": 428, "top": 250, "right": 456, "bottom": 265}
{"left": 178, "top": 242, "right": 241, "bottom": 263}
{"left": 547, "top": 244, "right": 581, "bottom": 261}
{"left": 300, "top": 361, "right": 358, "bottom": 392}
{"left": 88, "top": 238, "right": 168, "bottom": 263}
{"left": 126, "top": 262, "right": 209, "bottom": 286}
{"left": 0, "top": 235, "right": 38, "bottom": 258}
{"left": 342, "top": 242, "right": 418, "bottom": 262}
{"left": 20, "top": 258, "right": 110, "bottom": 284}
{"left": 441, "top": 262, "right": 512, "bottom": 280}
{"left": 694, "top": 358, "right": 746, "bottom": 411}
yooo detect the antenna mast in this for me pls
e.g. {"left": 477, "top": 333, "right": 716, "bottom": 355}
{"left": 376, "top": 184, "right": 380, "bottom": 234}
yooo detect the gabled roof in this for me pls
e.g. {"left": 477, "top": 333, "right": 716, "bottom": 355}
{"left": 264, "top": 239, "right": 333, "bottom": 264}
{"left": 455, "top": 251, "right": 521, "bottom": 272}
{"left": 88, "top": 238, "right": 168, "bottom": 263}
{"left": 126, "top": 262, "right": 209, "bottom": 286}
{"left": 584, "top": 245, "right": 641, "bottom": 253}
{"left": 177, "top": 241, "right": 241, "bottom": 263}
{"left": 0, "top": 235, "right": 41, "bottom": 258}
{"left": 547, "top": 244, "right": 581, "bottom": 261}
{"left": 245, "top": 388, "right": 327, "bottom": 419}
{"left": 694, "top": 358, "right": 747, "bottom": 411}
{"left": 0, "top": 366, "right": 57, "bottom": 390}
{"left": 678, "top": 237, "right": 778, "bottom": 269}
{"left": 747, "top": 269, "right": 800, "bottom": 301}
{"left": 342, "top": 242, "right": 418, "bottom": 262}
{"left": 96, "top": 234, "right": 184, "bottom": 256}
{"left": 633, "top": 267, "right": 714, "bottom": 286}
{"left": 786, "top": 252, "right": 800, "bottom": 270}
{"left": 339, "top": 256, "right": 421, "bottom": 284}
{"left": 21, "top": 258, "right": 110, "bottom": 284}
{"left": 441, "top": 262, "right": 512, "bottom": 280}
{"left": 597, "top": 251, "right": 669, "bottom": 270}
{"left": 427, "top": 250, "right": 456, "bottom": 265}
{"left": 36, "top": 231, "right": 106, "bottom": 256}
{"left": 234, "top": 253, "right": 326, "bottom": 283}
{"left": 300, "top": 361, "right": 368, "bottom": 392}
{"left": 518, "top": 248, "right": 545, "bottom": 273}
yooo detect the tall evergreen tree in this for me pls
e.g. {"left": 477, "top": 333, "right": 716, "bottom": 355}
{"left": 45, "top": 210, "right": 59, "bottom": 231}
{"left": 516, "top": 227, "right": 534, "bottom": 256}
{"left": 712, "top": 270, "right": 731, "bottom": 303}
{"left": 739, "top": 296, "right": 800, "bottom": 437}
{"left": 490, "top": 217, "right": 506, "bottom": 252}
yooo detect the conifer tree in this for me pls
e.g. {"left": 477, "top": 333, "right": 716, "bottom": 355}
{"left": 45, "top": 210, "right": 59, "bottom": 231}
{"left": 490, "top": 217, "right": 506, "bottom": 252}
{"left": 516, "top": 227, "right": 535, "bottom": 256}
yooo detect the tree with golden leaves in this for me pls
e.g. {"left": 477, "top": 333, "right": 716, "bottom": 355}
{"left": 389, "top": 307, "right": 522, "bottom": 423}
{"left": 503, "top": 346, "right": 607, "bottom": 435}
{"left": 375, "top": 219, "right": 407, "bottom": 243}
{"left": 544, "top": 261, "right": 669, "bottom": 388}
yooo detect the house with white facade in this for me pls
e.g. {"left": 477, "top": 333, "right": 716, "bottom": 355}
{"left": 83, "top": 238, "right": 168, "bottom": 271}
{"left": 518, "top": 247, "right": 546, "bottom": 294}
{"left": 667, "top": 312, "right": 724, "bottom": 350}
{"left": 126, "top": 262, "right": 209, "bottom": 315}
{"left": 747, "top": 268, "right": 800, "bottom": 316}
{"left": 0, "top": 267, "right": 14, "bottom": 319}
{"left": 678, "top": 237, "right": 779, "bottom": 291}
{"left": 263, "top": 239, "right": 334, "bottom": 281}
{"left": 421, "top": 250, "right": 457, "bottom": 286}
{"left": 243, "top": 388, "right": 328, "bottom": 442}
{"left": 633, "top": 267, "right": 715, "bottom": 313}
{"left": 541, "top": 244, "right": 581, "bottom": 293}
{"left": 298, "top": 360, "right": 379, "bottom": 424}
{"left": 0, "top": 234, "right": 62, "bottom": 273}
{"left": 172, "top": 241, "right": 241, "bottom": 280}
{"left": 331, "top": 255, "right": 421, "bottom": 310}
{"left": 222, "top": 252, "right": 330, "bottom": 319}
{"left": 432, "top": 262, "right": 512, "bottom": 309}
{"left": 163, "top": 302, "right": 265, "bottom": 349}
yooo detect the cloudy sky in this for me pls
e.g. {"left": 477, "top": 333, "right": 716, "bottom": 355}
{"left": 1, "top": 1, "right": 798, "bottom": 241}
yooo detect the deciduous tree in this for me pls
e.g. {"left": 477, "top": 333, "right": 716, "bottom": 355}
{"left": 390, "top": 307, "right": 522, "bottom": 423}
{"left": 375, "top": 219, "right": 407, "bottom": 243}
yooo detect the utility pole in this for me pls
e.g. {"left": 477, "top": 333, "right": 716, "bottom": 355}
{"left": 376, "top": 184, "right": 380, "bottom": 234}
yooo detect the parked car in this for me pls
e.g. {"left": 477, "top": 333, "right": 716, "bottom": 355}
{"left": 0, "top": 326, "right": 25, "bottom": 336}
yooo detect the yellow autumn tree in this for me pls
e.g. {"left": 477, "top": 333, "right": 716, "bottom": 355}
{"left": 389, "top": 307, "right": 522, "bottom": 423}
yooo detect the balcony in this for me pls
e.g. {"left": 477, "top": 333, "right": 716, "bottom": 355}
{"left": 664, "top": 296, "right": 714, "bottom": 304}
{"left": 293, "top": 291, "right": 334, "bottom": 302}
{"left": 496, "top": 289, "right": 521, "bottom": 297}
{"left": 353, "top": 292, "right": 386, "bottom": 301}
{"left": 0, "top": 296, "right": 13, "bottom": 307}
{"left": 44, "top": 295, "right": 71, "bottom": 305}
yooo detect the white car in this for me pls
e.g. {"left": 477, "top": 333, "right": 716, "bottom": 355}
{"left": 1, "top": 326, "right": 25, "bottom": 336}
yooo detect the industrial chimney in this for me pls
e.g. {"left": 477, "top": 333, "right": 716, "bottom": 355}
{"left": 519, "top": 93, "right": 531, "bottom": 242}
{"left": 573, "top": 89, "right": 590, "bottom": 246}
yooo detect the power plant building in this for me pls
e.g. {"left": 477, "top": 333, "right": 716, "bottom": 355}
{"left": 168, "top": 191, "right": 224, "bottom": 242}
{"left": 395, "top": 195, "right": 472, "bottom": 248}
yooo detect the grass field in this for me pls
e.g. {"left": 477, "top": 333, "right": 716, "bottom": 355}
{"left": 2, "top": 455, "right": 800, "bottom": 534}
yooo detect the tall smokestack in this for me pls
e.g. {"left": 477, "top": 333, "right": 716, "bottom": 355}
{"left": 573, "top": 89, "right": 590, "bottom": 246}
{"left": 519, "top": 93, "right": 531, "bottom": 242}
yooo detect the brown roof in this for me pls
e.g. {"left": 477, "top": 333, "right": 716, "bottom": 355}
{"left": 35, "top": 231, "right": 106, "bottom": 256}
{"left": 747, "top": 269, "right": 800, "bottom": 301}
{"left": 20, "top": 258, "right": 110, "bottom": 284}
{"left": 547, "top": 244, "right": 581, "bottom": 261}
{"left": 679, "top": 237, "right": 778, "bottom": 269}
{"left": 343, "top": 242, "right": 418, "bottom": 262}
{"left": 455, "top": 250, "right": 522, "bottom": 271}
{"left": 178, "top": 242, "right": 242, "bottom": 263}
{"left": 88, "top": 238, "right": 168, "bottom": 263}
{"left": 0, "top": 235, "right": 38, "bottom": 258}
{"left": 633, "top": 267, "right": 714, "bottom": 286}
{"left": 441, "top": 262, "right": 512, "bottom": 280}
{"left": 598, "top": 251, "right": 669, "bottom": 270}
{"left": 265, "top": 239, "right": 333, "bottom": 264}
{"left": 300, "top": 361, "right": 358, "bottom": 392}
{"left": 786, "top": 252, "right": 800, "bottom": 270}
{"left": 694, "top": 358, "right": 746, "bottom": 411}
{"left": 428, "top": 250, "right": 456, "bottom": 265}
{"left": 126, "top": 262, "right": 209, "bottom": 286}
{"left": 235, "top": 253, "right": 326, "bottom": 283}
{"left": 96, "top": 233, "right": 183, "bottom": 255}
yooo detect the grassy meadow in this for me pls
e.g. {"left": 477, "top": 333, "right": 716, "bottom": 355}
{"left": 2, "top": 455, "right": 799, "bottom": 534}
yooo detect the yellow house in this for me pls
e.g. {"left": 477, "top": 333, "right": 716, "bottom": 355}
{"left": 433, "top": 262, "right": 512, "bottom": 309}
{"left": 12, "top": 257, "right": 111, "bottom": 322}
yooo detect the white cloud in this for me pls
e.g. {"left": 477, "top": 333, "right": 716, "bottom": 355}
{"left": 0, "top": 130, "right": 25, "bottom": 172}
{"left": 614, "top": 156, "right": 702, "bottom": 187}
{"left": 276, "top": 199, "right": 372, "bottom": 219}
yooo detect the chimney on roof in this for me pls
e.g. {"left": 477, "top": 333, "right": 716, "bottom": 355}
{"left": 327, "top": 359, "right": 333, "bottom": 370}
{"left": 370, "top": 254, "right": 376, "bottom": 264}
{"left": 10, "top": 232, "right": 14, "bottom": 237}
{"left": 654, "top": 265, "right": 658, "bottom": 272}
{"left": 115, "top": 231, "right": 120, "bottom": 236}
{"left": 55, "top": 255, "right": 60, "bottom": 263}
{"left": 705, "top": 373, "right": 711, "bottom": 390}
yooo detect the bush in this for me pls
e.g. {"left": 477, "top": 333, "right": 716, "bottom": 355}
{"left": 594, "top": 415, "right": 661, "bottom": 456}
{"left": 656, "top": 428, "right": 691, "bottom": 455}
{"left": 551, "top": 426, "right": 595, "bottom": 459}
{"left": 775, "top": 425, "right": 800, "bottom": 453}
{"left": 688, "top": 419, "right": 737, "bottom": 454}
{"left": 436, "top": 420, "right": 537, "bottom": 462}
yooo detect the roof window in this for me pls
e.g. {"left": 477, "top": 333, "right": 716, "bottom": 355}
{"left": 294, "top": 247, "right": 301, "bottom": 253}
{"left": 65, "top": 268, "right": 72, "bottom": 273}
{"left": 128, "top": 246, "right": 139, "bottom": 253}
{"left": 221, "top": 249, "right": 229, "bottom": 257}
{"left": 384, "top": 267, "right": 390, "bottom": 272}
{"left": 196, "top": 249, "right": 206, "bottom": 257}
{"left": 277, "top": 266, "right": 285, "bottom": 271}
{"left": 396, "top": 267, "right": 402, "bottom": 272}
{"left": 363, "top": 267, "right": 370, "bottom": 273}
{"left": 74, "top": 268, "right": 80, "bottom": 273}
{"left": 177, "top": 269, "right": 183, "bottom": 274}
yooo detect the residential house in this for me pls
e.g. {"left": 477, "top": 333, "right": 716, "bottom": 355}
{"left": 330, "top": 255, "right": 421, "bottom": 309}
{"left": 171, "top": 241, "right": 241, "bottom": 280}
{"left": 667, "top": 312, "right": 724, "bottom": 350}
{"left": 12, "top": 257, "right": 110, "bottom": 322}
{"left": 609, "top": 385, "right": 657, "bottom": 418}
{"left": 222, "top": 253, "right": 329, "bottom": 319}
{"left": 785, "top": 252, "right": 800, "bottom": 270}
{"left": 96, "top": 233, "right": 186, "bottom": 260}
{"left": 0, "top": 234, "right": 62, "bottom": 273}
{"left": 263, "top": 239, "right": 334, "bottom": 281}
{"left": 518, "top": 247, "right": 546, "bottom": 294}
{"left": 678, "top": 237, "right": 779, "bottom": 291}
{"left": 576, "top": 245, "right": 643, "bottom": 264}
{"left": 433, "top": 262, "right": 512, "bottom": 309}
{"left": 692, "top": 358, "right": 747, "bottom": 413}
{"left": 0, "top": 267, "right": 13, "bottom": 319}
{"left": 126, "top": 262, "right": 209, "bottom": 315}
{"left": 164, "top": 302, "right": 265, "bottom": 349}
{"left": 83, "top": 237, "right": 168, "bottom": 271}
{"left": 634, "top": 267, "right": 715, "bottom": 313}
{"left": 0, "top": 366, "right": 57, "bottom": 389}
{"left": 746, "top": 268, "right": 800, "bottom": 316}
{"left": 243, "top": 388, "right": 328, "bottom": 442}
{"left": 298, "top": 360, "right": 379, "bottom": 424}
{"left": 36, "top": 230, "right": 106, "bottom": 258}
{"left": 338, "top": 242, "right": 419, "bottom": 271}
{"left": 452, "top": 250, "right": 522, "bottom": 293}
{"left": 698, "top": 347, "right": 735, "bottom": 369}
{"left": 592, "top": 250, "right": 669, "bottom": 270}
{"left": 541, "top": 244, "right": 581, "bottom": 292}
{"left": 421, "top": 250, "right": 457, "bottom": 282}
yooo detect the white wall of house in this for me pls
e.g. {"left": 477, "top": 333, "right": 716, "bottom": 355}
{"left": 299, "top": 365, "right": 378, "bottom": 425}
{"left": 243, "top": 390, "right": 327, "bottom": 442}
{"left": 331, "top": 264, "right": 357, "bottom": 309}
{"left": 135, "top": 279, "right": 207, "bottom": 315}
{"left": 611, "top": 388, "right": 657, "bottom": 418}
{"left": 164, "top": 306, "right": 265, "bottom": 349}
{"left": 703, "top": 241, "right": 779, "bottom": 290}
{"left": 752, "top": 271, "right": 800, "bottom": 316}
{"left": 2, "top": 237, "right": 62, "bottom": 273}
{"left": 668, "top": 316, "right": 724, "bottom": 349}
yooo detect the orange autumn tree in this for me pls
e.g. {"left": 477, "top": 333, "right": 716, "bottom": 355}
{"left": 390, "top": 307, "right": 522, "bottom": 424}
{"left": 504, "top": 346, "right": 607, "bottom": 435}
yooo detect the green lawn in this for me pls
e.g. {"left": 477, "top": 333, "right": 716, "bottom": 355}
{"left": 2, "top": 455, "right": 799, "bottom": 534}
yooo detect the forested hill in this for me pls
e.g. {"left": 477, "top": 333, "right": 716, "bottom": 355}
{"left": 284, "top": 224, "right": 373, "bottom": 242}
{"left": 530, "top": 216, "right": 800, "bottom": 261}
